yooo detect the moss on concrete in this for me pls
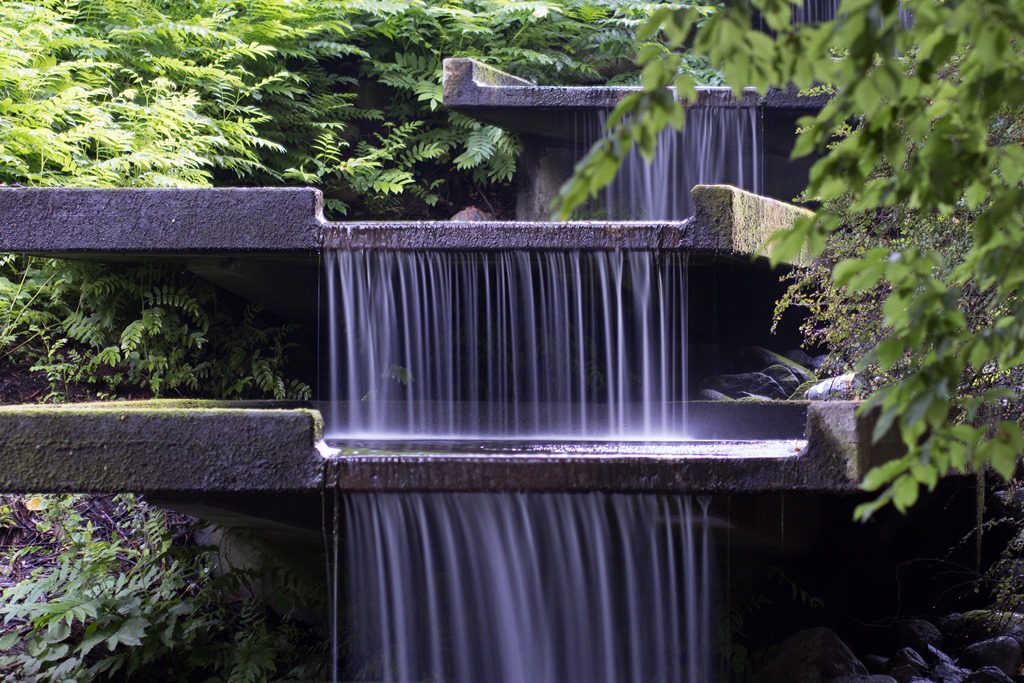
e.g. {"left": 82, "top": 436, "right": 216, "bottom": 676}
{"left": 691, "top": 184, "right": 813, "bottom": 264}
{"left": 0, "top": 402, "right": 323, "bottom": 494}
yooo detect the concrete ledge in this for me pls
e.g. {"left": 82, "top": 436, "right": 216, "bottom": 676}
{"left": 326, "top": 219, "right": 697, "bottom": 251}
{"left": 691, "top": 185, "right": 814, "bottom": 262}
{"left": 0, "top": 186, "right": 805, "bottom": 263}
{"left": 0, "top": 187, "right": 325, "bottom": 254}
{"left": 443, "top": 57, "right": 761, "bottom": 112}
{"left": 0, "top": 402, "right": 323, "bottom": 494}
{"left": 324, "top": 186, "right": 806, "bottom": 262}
{"left": 323, "top": 402, "right": 900, "bottom": 494}
{"left": 0, "top": 400, "right": 902, "bottom": 498}
{"left": 442, "top": 57, "right": 826, "bottom": 144}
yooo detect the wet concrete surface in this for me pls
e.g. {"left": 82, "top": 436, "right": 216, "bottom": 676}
{"left": 325, "top": 438, "right": 807, "bottom": 458}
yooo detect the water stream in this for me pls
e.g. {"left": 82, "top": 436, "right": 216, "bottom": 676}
{"left": 321, "top": 95, "right": 766, "bottom": 683}
{"left": 324, "top": 250, "right": 688, "bottom": 440}
{"left": 334, "top": 492, "right": 715, "bottom": 683}
{"left": 601, "top": 107, "right": 762, "bottom": 221}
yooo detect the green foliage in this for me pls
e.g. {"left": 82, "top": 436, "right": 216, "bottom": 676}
{"left": 0, "top": 256, "right": 309, "bottom": 400}
{"left": 561, "top": 0, "right": 1024, "bottom": 517}
{"left": 0, "top": 494, "right": 327, "bottom": 682}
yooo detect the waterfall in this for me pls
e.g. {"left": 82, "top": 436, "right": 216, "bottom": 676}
{"left": 323, "top": 250, "right": 688, "bottom": 440}
{"left": 601, "top": 106, "right": 762, "bottom": 221}
{"left": 335, "top": 492, "right": 715, "bottom": 683}
{"left": 789, "top": 0, "right": 913, "bottom": 25}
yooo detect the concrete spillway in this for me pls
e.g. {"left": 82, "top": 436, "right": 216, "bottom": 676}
{"left": 0, "top": 400, "right": 896, "bottom": 498}
{"left": 0, "top": 185, "right": 879, "bottom": 510}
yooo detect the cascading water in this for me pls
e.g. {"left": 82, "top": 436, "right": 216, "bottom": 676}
{"left": 320, "top": 67, "right": 761, "bottom": 683}
{"left": 788, "top": 0, "right": 913, "bottom": 25}
{"left": 334, "top": 492, "right": 715, "bottom": 683}
{"left": 600, "top": 106, "right": 762, "bottom": 221}
{"left": 324, "top": 250, "right": 688, "bottom": 440}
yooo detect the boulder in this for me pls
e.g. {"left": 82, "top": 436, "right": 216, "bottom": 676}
{"left": 450, "top": 205, "right": 495, "bottom": 221}
{"left": 753, "top": 627, "right": 868, "bottom": 683}
{"left": 862, "top": 654, "right": 890, "bottom": 673}
{"left": 763, "top": 363, "right": 805, "bottom": 395}
{"left": 885, "top": 647, "right": 929, "bottom": 677}
{"left": 696, "top": 388, "right": 732, "bottom": 401}
{"left": 699, "top": 372, "right": 788, "bottom": 400}
{"left": 740, "top": 346, "right": 816, "bottom": 384}
{"left": 887, "top": 665, "right": 924, "bottom": 683}
{"left": 940, "top": 611, "right": 1024, "bottom": 653}
{"left": 963, "top": 666, "right": 1014, "bottom": 683}
{"left": 884, "top": 619, "right": 944, "bottom": 656}
{"left": 929, "top": 652, "right": 968, "bottom": 683}
{"left": 806, "top": 373, "right": 863, "bottom": 400}
{"left": 957, "top": 637, "right": 1021, "bottom": 676}
{"left": 787, "top": 348, "right": 819, "bottom": 369}
{"left": 988, "top": 489, "right": 1024, "bottom": 522}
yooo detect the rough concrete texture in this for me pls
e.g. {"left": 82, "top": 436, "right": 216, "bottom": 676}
{"left": 0, "top": 400, "right": 902, "bottom": 496}
{"left": 804, "top": 400, "right": 905, "bottom": 482}
{"left": 324, "top": 185, "right": 809, "bottom": 259}
{"left": 325, "top": 402, "right": 902, "bottom": 494}
{"left": 0, "top": 185, "right": 802, "bottom": 262}
{"left": 326, "top": 219, "right": 694, "bottom": 251}
{"left": 442, "top": 58, "right": 761, "bottom": 145}
{"left": 443, "top": 57, "right": 759, "bottom": 112}
{"left": 0, "top": 187, "right": 325, "bottom": 254}
{"left": 690, "top": 184, "right": 814, "bottom": 264}
{"left": 0, "top": 403, "right": 323, "bottom": 494}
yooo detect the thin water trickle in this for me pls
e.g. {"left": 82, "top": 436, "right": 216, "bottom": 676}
{"left": 324, "top": 251, "right": 688, "bottom": 440}
{"left": 334, "top": 492, "right": 715, "bottom": 683}
{"left": 599, "top": 107, "right": 762, "bottom": 221}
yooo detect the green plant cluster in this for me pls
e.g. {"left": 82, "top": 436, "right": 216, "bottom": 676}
{"left": 559, "top": 0, "right": 1024, "bottom": 519}
{"left": 1, "top": 0, "right": 717, "bottom": 219}
{"left": 0, "top": 495, "right": 327, "bottom": 682}
{"left": 0, "top": 255, "right": 310, "bottom": 401}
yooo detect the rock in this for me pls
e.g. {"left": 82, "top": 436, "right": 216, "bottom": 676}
{"left": 885, "top": 647, "right": 929, "bottom": 676}
{"left": 988, "top": 490, "right": 1024, "bottom": 522}
{"left": 753, "top": 627, "right": 868, "bottom": 683}
{"left": 787, "top": 348, "right": 818, "bottom": 368}
{"left": 699, "top": 372, "right": 788, "bottom": 400}
{"left": 927, "top": 644, "right": 960, "bottom": 669}
{"left": 740, "top": 346, "right": 816, "bottom": 384}
{"left": 763, "top": 363, "right": 805, "bottom": 395}
{"left": 450, "top": 206, "right": 495, "bottom": 221}
{"left": 941, "top": 611, "right": 1024, "bottom": 653}
{"left": 887, "top": 665, "right": 924, "bottom": 683}
{"left": 863, "top": 654, "right": 890, "bottom": 673}
{"left": 963, "top": 666, "right": 1013, "bottom": 683}
{"left": 929, "top": 651, "right": 968, "bottom": 683}
{"left": 957, "top": 637, "right": 1021, "bottom": 676}
{"left": 806, "top": 373, "right": 862, "bottom": 400}
{"left": 884, "top": 619, "right": 944, "bottom": 656}
{"left": 829, "top": 676, "right": 897, "bottom": 683}
{"left": 696, "top": 388, "right": 732, "bottom": 401}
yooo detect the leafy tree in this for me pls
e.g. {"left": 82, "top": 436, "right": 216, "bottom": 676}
{"left": 559, "top": 0, "right": 1024, "bottom": 518}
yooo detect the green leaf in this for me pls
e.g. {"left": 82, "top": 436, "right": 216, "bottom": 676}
{"left": 106, "top": 616, "right": 148, "bottom": 650}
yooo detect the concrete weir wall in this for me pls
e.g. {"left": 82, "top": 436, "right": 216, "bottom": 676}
{"left": 0, "top": 185, "right": 889, "bottom": 534}
{"left": 0, "top": 400, "right": 892, "bottom": 498}
{"left": 0, "top": 185, "right": 808, "bottom": 259}
{"left": 442, "top": 58, "right": 828, "bottom": 219}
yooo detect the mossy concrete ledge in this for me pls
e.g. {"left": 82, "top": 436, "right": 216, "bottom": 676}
{"left": 0, "top": 402, "right": 323, "bottom": 494}
{"left": 690, "top": 185, "right": 813, "bottom": 264}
